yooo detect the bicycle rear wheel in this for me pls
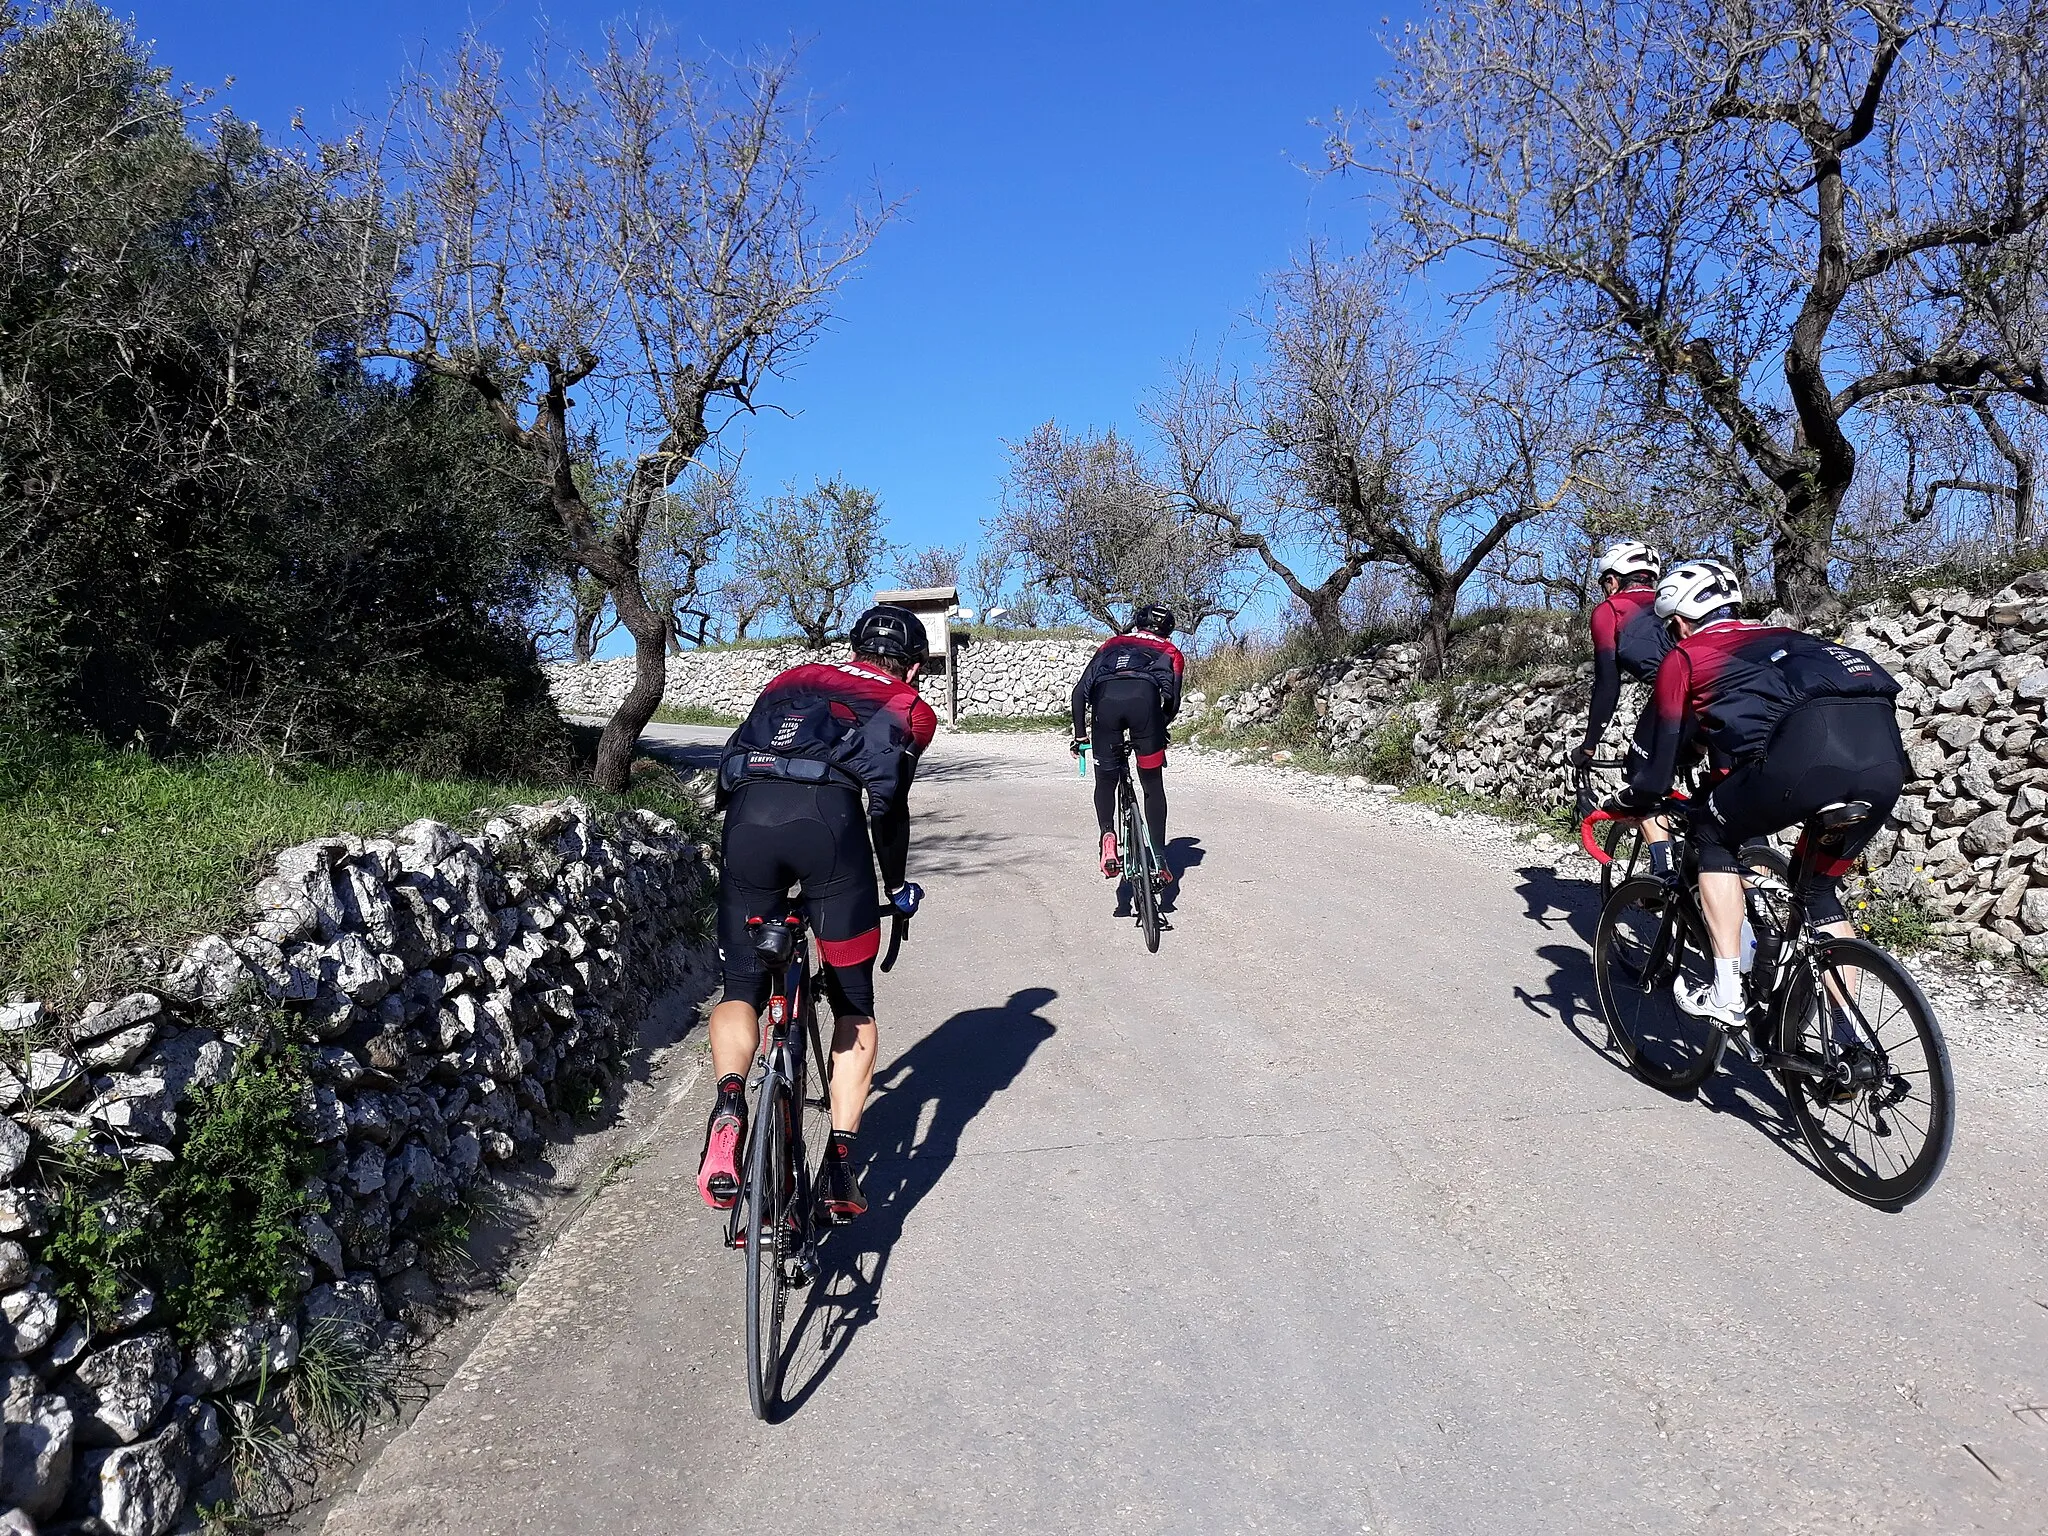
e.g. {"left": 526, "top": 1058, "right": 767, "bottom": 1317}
{"left": 1125, "top": 785, "right": 1160, "bottom": 952}
{"left": 743, "top": 1071, "right": 791, "bottom": 1420}
{"left": 1593, "top": 876, "right": 1725, "bottom": 1093}
{"left": 1774, "top": 936, "right": 1953, "bottom": 1208}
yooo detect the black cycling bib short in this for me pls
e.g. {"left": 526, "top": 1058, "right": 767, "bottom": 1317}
{"left": 718, "top": 779, "right": 881, "bottom": 1017}
{"left": 1693, "top": 697, "right": 1907, "bottom": 923}
{"left": 1089, "top": 676, "right": 1169, "bottom": 851}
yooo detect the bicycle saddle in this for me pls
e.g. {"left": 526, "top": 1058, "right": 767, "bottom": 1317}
{"left": 1814, "top": 800, "right": 1873, "bottom": 831}
{"left": 750, "top": 917, "right": 799, "bottom": 967}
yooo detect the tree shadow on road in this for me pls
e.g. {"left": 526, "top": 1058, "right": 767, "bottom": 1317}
{"left": 772, "top": 986, "right": 1059, "bottom": 1418}
{"left": 1513, "top": 864, "right": 1828, "bottom": 1186}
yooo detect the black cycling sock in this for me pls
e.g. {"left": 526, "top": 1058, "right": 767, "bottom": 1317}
{"left": 1648, "top": 841, "right": 1672, "bottom": 877}
{"left": 828, "top": 1129, "right": 857, "bottom": 1161}
{"left": 714, "top": 1073, "right": 745, "bottom": 1112}
{"left": 1092, "top": 772, "right": 1117, "bottom": 836}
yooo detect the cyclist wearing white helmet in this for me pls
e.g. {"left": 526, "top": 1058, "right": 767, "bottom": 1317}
{"left": 1612, "top": 559, "right": 1907, "bottom": 1025}
{"left": 1574, "top": 540, "right": 1677, "bottom": 870}
{"left": 1574, "top": 541, "right": 1669, "bottom": 769}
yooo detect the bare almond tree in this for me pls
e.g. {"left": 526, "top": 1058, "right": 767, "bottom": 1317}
{"left": 994, "top": 422, "right": 1249, "bottom": 633}
{"left": 896, "top": 543, "right": 966, "bottom": 590}
{"left": 738, "top": 477, "right": 891, "bottom": 646}
{"left": 1159, "top": 248, "right": 1611, "bottom": 669}
{"left": 1151, "top": 246, "right": 1423, "bottom": 645}
{"left": 351, "top": 24, "right": 886, "bottom": 788}
{"left": 1346, "top": 0, "right": 2048, "bottom": 613}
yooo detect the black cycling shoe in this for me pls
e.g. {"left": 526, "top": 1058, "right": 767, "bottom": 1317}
{"left": 816, "top": 1152, "right": 867, "bottom": 1224}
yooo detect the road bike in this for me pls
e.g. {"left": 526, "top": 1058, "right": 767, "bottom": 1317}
{"left": 1589, "top": 795, "right": 1953, "bottom": 1209}
{"left": 729, "top": 903, "right": 911, "bottom": 1419}
{"left": 1078, "top": 742, "right": 1169, "bottom": 952}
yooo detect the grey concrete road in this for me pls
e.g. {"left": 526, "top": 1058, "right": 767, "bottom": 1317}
{"left": 324, "top": 731, "right": 2048, "bottom": 1536}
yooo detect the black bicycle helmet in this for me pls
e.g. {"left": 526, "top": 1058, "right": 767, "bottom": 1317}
{"left": 1132, "top": 603, "right": 1176, "bottom": 637}
{"left": 848, "top": 603, "right": 929, "bottom": 666}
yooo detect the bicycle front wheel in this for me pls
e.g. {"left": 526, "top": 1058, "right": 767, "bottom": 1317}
{"left": 1593, "top": 876, "right": 1725, "bottom": 1093}
{"left": 743, "top": 1074, "right": 791, "bottom": 1420}
{"left": 1774, "top": 936, "right": 1953, "bottom": 1209}
{"left": 1599, "top": 818, "right": 1643, "bottom": 902}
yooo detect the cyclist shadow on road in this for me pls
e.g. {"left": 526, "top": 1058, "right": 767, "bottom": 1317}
{"left": 1513, "top": 864, "right": 1827, "bottom": 1184}
{"left": 774, "top": 986, "right": 1059, "bottom": 1418}
{"left": 1113, "top": 836, "right": 1205, "bottom": 918}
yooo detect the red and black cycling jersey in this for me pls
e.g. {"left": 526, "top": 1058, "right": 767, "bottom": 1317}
{"left": 719, "top": 658, "right": 937, "bottom": 828}
{"left": 1070, "top": 632, "right": 1186, "bottom": 737}
{"left": 1581, "top": 585, "right": 1673, "bottom": 752}
{"left": 1625, "top": 620, "right": 1899, "bottom": 800}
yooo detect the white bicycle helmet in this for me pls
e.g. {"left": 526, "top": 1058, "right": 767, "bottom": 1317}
{"left": 1595, "top": 540, "right": 1661, "bottom": 582}
{"left": 1654, "top": 558, "right": 1743, "bottom": 622}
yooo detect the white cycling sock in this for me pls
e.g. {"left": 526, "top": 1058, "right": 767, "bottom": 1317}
{"left": 1713, "top": 957, "right": 1742, "bottom": 1008}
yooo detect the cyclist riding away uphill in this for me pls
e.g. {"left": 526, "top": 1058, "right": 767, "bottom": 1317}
{"left": 1612, "top": 559, "right": 1907, "bottom": 1026}
{"left": 1071, "top": 604, "right": 1185, "bottom": 882}
{"left": 1574, "top": 540, "right": 1676, "bottom": 875}
{"left": 697, "top": 604, "right": 938, "bottom": 1223}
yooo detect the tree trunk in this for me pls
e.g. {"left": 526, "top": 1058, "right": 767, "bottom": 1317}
{"left": 592, "top": 584, "right": 671, "bottom": 794}
{"left": 1770, "top": 476, "right": 1845, "bottom": 618}
{"left": 1421, "top": 591, "right": 1455, "bottom": 680}
{"left": 1301, "top": 586, "right": 1349, "bottom": 651}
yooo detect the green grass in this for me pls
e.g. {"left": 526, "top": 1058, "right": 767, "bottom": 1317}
{"left": 951, "top": 712, "right": 1069, "bottom": 734}
{"left": 0, "top": 730, "right": 708, "bottom": 1007}
{"left": 1393, "top": 781, "right": 1542, "bottom": 821}
{"left": 951, "top": 623, "right": 1095, "bottom": 643}
{"left": 650, "top": 703, "right": 741, "bottom": 728}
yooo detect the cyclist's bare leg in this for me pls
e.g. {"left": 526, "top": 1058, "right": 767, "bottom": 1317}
{"left": 708, "top": 998, "right": 762, "bottom": 1082}
{"left": 828, "top": 1014, "right": 877, "bottom": 1133}
{"left": 1698, "top": 869, "right": 1743, "bottom": 960}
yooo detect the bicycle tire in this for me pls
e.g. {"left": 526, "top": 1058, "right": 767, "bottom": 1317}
{"left": 1773, "top": 935, "right": 1954, "bottom": 1208}
{"left": 743, "top": 1071, "right": 790, "bottom": 1420}
{"left": 1593, "top": 876, "right": 1725, "bottom": 1093}
{"left": 1126, "top": 786, "right": 1160, "bottom": 953}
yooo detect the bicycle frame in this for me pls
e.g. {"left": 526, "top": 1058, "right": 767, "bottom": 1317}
{"left": 1113, "top": 744, "right": 1161, "bottom": 877}
{"left": 725, "top": 913, "right": 832, "bottom": 1271}
{"left": 1617, "top": 807, "right": 1891, "bottom": 1095}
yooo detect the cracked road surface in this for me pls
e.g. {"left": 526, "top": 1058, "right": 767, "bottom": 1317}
{"left": 323, "top": 728, "right": 2048, "bottom": 1535}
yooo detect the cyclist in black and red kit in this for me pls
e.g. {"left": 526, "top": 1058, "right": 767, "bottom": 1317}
{"left": 1572, "top": 540, "right": 1677, "bottom": 874}
{"left": 696, "top": 604, "right": 938, "bottom": 1223}
{"left": 1070, "top": 604, "right": 1185, "bottom": 882}
{"left": 1611, "top": 559, "right": 1906, "bottom": 1026}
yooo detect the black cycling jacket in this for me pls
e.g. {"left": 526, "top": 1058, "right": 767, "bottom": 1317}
{"left": 1070, "top": 632, "right": 1186, "bottom": 738}
{"left": 1625, "top": 620, "right": 1899, "bottom": 801}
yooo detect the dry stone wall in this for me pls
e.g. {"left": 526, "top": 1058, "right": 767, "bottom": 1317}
{"left": 0, "top": 801, "right": 713, "bottom": 1534}
{"left": 1215, "top": 573, "right": 2048, "bottom": 962}
{"left": 545, "top": 634, "right": 1100, "bottom": 726}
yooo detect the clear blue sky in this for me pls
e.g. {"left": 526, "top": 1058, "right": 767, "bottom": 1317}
{"left": 133, "top": 1, "right": 1413, "bottom": 575}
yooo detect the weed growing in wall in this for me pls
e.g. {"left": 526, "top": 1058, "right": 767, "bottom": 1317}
{"left": 1854, "top": 868, "right": 1937, "bottom": 953}
{"left": 44, "top": 1049, "right": 319, "bottom": 1341}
